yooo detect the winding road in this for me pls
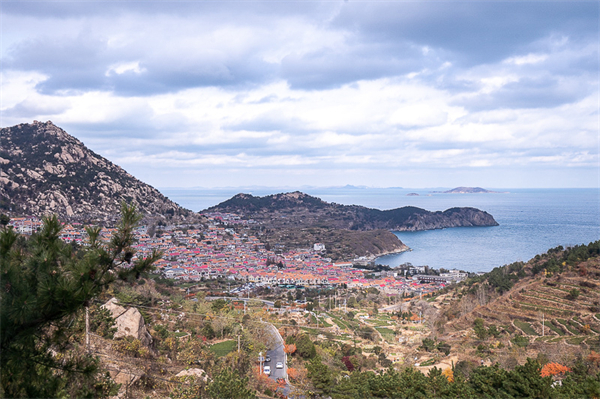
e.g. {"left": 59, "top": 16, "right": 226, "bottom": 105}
{"left": 264, "top": 323, "right": 291, "bottom": 396}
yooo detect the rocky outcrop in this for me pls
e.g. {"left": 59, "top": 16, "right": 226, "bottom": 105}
{"left": 393, "top": 207, "right": 499, "bottom": 231}
{"left": 102, "top": 298, "right": 152, "bottom": 346}
{"left": 108, "top": 368, "right": 142, "bottom": 399}
{"left": 0, "top": 121, "right": 189, "bottom": 221}
{"left": 176, "top": 368, "right": 209, "bottom": 382}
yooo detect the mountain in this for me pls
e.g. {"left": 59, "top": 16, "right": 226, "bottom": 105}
{"left": 207, "top": 191, "right": 499, "bottom": 231}
{"left": 0, "top": 121, "right": 189, "bottom": 221}
{"left": 205, "top": 191, "right": 498, "bottom": 260}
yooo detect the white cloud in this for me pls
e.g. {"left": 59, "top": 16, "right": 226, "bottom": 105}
{"left": 105, "top": 61, "right": 146, "bottom": 76}
{"left": 504, "top": 53, "right": 548, "bottom": 65}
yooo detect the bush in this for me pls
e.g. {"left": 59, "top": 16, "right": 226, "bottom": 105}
{"left": 437, "top": 341, "right": 451, "bottom": 356}
{"left": 421, "top": 338, "right": 437, "bottom": 352}
{"left": 511, "top": 335, "right": 529, "bottom": 348}
{"left": 473, "top": 318, "right": 488, "bottom": 340}
{"left": 296, "top": 334, "right": 316, "bottom": 359}
{"left": 567, "top": 289, "right": 580, "bottom": 300}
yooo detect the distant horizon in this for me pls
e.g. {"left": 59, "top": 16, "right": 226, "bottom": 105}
{"left": 160, "top": 185, "right": 600, "bottom": 217}
{"left": 157, "top": 185, "right": 598, "bottom": 191}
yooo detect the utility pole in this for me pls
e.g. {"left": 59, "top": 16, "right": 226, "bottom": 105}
{"left": 259, "top": 352, "right": 264, "bottom": 374}
{"left": 541, "top": 312, "right": 545, "bottom": 337}
{"left": 85, "top": 306, "right": 90, "bottom": 352}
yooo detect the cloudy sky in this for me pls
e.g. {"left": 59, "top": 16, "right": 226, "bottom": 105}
{"left": 1, "top": 1, "right": 598, "bottom": 189}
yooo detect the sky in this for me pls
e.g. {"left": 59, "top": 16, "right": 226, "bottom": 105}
{"left": 1, "top": 0, "right": 599, "bottom": 189}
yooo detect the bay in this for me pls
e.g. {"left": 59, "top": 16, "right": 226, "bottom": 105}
{"left": 160, "top": 187, "right": 600, "bottom": 273}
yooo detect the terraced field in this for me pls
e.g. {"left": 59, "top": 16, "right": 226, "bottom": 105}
{"left": 448, "top": 260, "right": 600, "bottom": 349}
{"left": 375, "top": 327, "right": 396, "bottom": 343}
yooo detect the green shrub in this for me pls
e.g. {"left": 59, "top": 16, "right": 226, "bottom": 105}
{"left": 511, "top": 335, "right": 529, "bottom": 348}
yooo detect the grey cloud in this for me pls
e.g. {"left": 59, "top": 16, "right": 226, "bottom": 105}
{"left": 280, "top": 43, "right": 440, "bottom": 90}
{"left": 2, "top": 99, "right": 70, "bottom": 118}
{"left": 1, "top": 1, "right": 326, "bottom": 19}
{"left": 4, "top": 1, "right": 597, "bottom": 97}
{"left": 107, "top": 57, "right": 277, "bottom": 96}
{"left": 223, "top": 113, "right": 309, "bottom": 134}
{"left": 331, "top": 2, "right": 598, "bottom": 67}
{"left": 454, "top": 76, "right": 593, "bottom": 111}
{"left": 4, "top": 31, "right": 278, "bottom": 96}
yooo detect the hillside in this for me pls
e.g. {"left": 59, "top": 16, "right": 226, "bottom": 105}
{"left": 207, "top": 191, "right": 499, "bottom": 231}
{"left": 206, "top": 191, "right": 497, "bottom": 260}
{"left": 0, "top": 121, "right": 189, "bottom": 222}
{"left": 430, "top": 241, "right": 600, "bottom": 365}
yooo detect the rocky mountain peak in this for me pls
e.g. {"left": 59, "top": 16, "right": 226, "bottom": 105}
{"left": 0, "top": 121, "right": 189, "bottom": 222}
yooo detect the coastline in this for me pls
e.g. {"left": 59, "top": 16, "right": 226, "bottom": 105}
{"left": 355, "top": 244, "right": 411, "bottom": 264}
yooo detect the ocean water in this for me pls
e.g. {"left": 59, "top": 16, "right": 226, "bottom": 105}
{"left": 160, "top": 187, "right": 600, "bottom": 273}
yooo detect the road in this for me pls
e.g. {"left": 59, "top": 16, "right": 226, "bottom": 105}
{"left": 206, "top": 297, "right": 291, "bottom": 395}
{"left": 205, "top": 296, "right": 275, "bottom": 307}
{"left": 264, "top": 323, "right": 291, "bottom": 397}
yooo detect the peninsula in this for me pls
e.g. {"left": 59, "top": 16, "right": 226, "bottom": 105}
{"left": 206, "top": 191, "right": 498, "bottom": 260}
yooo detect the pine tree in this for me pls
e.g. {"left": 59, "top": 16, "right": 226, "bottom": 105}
{"left": 206, "top": 369, "right": 257, "bottom": 399}
{"left": 0, "top": 203, "right": 161, "bottom": 398}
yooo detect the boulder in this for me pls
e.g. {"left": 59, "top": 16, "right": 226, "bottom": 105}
{"left": 102, "top": 298, "right": 127, "bottom": 319}
{"left": 102, "top": 298, "right": 152, "bottom": 346}
{"left": 176, "top": 368, "right": 209, "bottom": 382}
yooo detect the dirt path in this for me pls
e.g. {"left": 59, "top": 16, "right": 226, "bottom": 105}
{"left": 417, "top": 355, "right": 459, "bottom": 373}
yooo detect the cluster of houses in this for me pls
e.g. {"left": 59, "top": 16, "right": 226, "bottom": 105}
{"left": 7, "top": 212, "right": 465, "bottom": 296}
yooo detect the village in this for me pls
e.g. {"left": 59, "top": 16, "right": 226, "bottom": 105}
{"left": 7, "top": 212, "right": 467, "bottom": 298}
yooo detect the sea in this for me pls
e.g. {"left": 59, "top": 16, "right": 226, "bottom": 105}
{"left": 160, "top": 187, "right": 600, "bottom": 274}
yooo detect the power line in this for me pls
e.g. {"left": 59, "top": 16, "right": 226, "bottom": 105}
{"left": 90, "top": 350, "right": 198, "bottom": 387}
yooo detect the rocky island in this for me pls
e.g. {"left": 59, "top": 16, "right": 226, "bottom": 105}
{"left": 435, "top": 186, "right": 505, "bottom": 194}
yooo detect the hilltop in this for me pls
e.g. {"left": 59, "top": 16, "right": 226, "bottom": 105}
{"left": 207, "top": 191, "right": 499, "bottom": 231}
{"left": 0, "top": 121, "right": 190, "bottom": 222}
{"left": 206, "top": 191, "right": 498, "bottom": 260}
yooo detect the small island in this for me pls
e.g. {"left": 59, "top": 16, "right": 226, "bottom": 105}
{"left": 431, "top": 186, "right": 507, "bottom": 194}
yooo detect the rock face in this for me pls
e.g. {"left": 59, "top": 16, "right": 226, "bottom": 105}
{"left": 394, "top": 207, "right": 499, "bottom": 231}
{"left": 102, "top": 298, "right": 152, "bottom": 346}
{"left": 0, "top": 120, "right": 188, "bottom": 221}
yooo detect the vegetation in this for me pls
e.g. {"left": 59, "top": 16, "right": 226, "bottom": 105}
{"left": 208, "top": 340, "right": 237, "bottom": 357}
{"left": 0, "top": 203, "right": 160, "bottom": 398}
{"left": 2, "top": 200, "right": 599, "bottom": 399}
{"left": 295, "top": 357, "right": 600, "bottom": 399}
